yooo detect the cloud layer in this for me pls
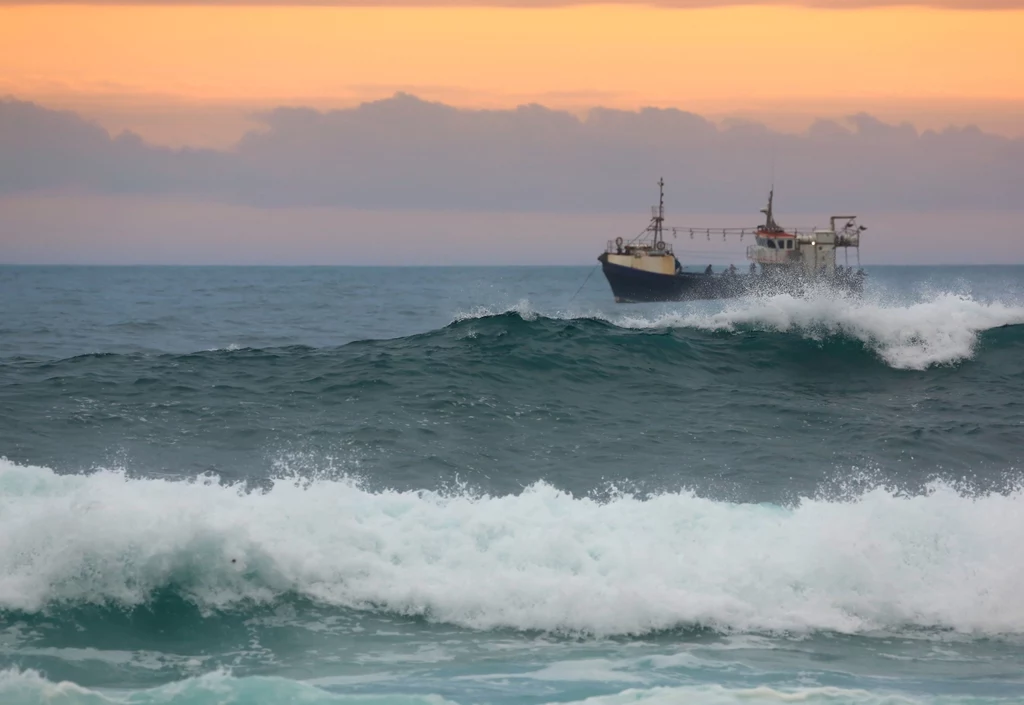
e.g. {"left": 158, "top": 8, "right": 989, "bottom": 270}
{"left": 2, "top": 94, "right": 1021, "bottom": 214}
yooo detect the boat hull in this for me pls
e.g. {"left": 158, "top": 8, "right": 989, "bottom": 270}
{"left": 599, "top": 259, "right": 748, "bottom": 303}
{"left": 598, "top": 257, "right": 864, "bottom": 303}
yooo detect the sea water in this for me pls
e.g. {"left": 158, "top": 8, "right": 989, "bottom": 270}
{"left": 1, "top": 265, "right": 1024, "bottom": 705}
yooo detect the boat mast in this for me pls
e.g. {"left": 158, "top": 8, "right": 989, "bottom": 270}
{"left": 654, "top": 177, "right": 665, "bottom": 245}
{"left": 761, "top": 188, "right": 781, "bottom": 232}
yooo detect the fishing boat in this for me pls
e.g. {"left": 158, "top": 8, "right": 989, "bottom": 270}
{"left": 597, "top": 180, "right": 866, "bottom": 303}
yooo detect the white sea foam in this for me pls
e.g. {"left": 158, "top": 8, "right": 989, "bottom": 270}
{"left": 0, "top": 669, "right": 1004, "bottom": 705}
{"left": 624, "top": 291, "right": 1024, "bottom": 370}
{"left": 554, "top": 685, "right": 999, "bottom": 705}
{"left": 455, "top": 291, "right": 1024, "bottom": 370}
{"left": 0, "top": 668, "right": 456, "bottom": 705}
{"left": 2, "top": 459, "right": 1024, "bottom": 637}
{"left": 453, "top": 299, "right": 541, "bottom": 323}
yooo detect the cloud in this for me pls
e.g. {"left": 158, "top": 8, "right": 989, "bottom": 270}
{"left": 1, "top": 93, "right": 1021, "bottom": 214}
{"left": 2, "top": 0, "right": 1022, "bottom": 8}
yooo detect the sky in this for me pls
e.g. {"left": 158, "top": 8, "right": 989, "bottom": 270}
{"left": 1, "top": 1, "right": 1023, "bottom": 264}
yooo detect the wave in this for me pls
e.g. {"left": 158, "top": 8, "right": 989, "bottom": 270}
{"left": 6, "top": 293, "right": 1024, "bottom": 385}
{"left": 456, "top": 291, "right": 1024, "bottom": 370}
{"left": 3, "top": 459, "right": 1024, "bottom": 637}
{"left": 0, "top": 669, "right": 453, "bottom": 705}
{"left": 548, "top": 686, "right": 1007, "bottom": 705}
{"left": 0, "top": 670, "right": 1008, "bottom": 705}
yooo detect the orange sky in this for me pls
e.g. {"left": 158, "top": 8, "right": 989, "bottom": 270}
{"left": 2, "top": 4, "right": 1022, "bottom": 144}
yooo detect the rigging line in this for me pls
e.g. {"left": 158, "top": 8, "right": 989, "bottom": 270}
{"left": 669, "top": 227, "right": 751, "bottom": 233}
{"left": 569, "top": 264, "right": 599, "bottom": 304}
{"left": 679, "top": 255, "right": 749, "bottom": 261}
{"left": 678, "top": 251, "right": 747, "bottom": 255}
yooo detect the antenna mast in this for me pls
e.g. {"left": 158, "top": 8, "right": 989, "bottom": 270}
{"left": 655, "top": 177, "right": 664, "bottom": 244}
{"left": 760, "top": 187, "right": 780, "bottom": 232}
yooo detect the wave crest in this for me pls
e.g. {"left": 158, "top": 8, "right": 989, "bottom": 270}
{"left": 453, "top": 291, "right": 1024, "bottom": 370}
{"left": 3, "top": 459, "right": 1024, "bottom": 637}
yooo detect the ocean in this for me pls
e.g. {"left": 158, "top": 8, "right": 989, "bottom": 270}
{"left": 2, "top": 264, "right": 1024, "bottom": 705}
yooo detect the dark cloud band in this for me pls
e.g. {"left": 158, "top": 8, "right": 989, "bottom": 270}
{"left": 1, "top": 93, "right": 1021, "bottom": 213}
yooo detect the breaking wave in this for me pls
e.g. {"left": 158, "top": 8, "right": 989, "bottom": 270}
{"left": 5, "top": 293, "right": 1024, "bottom": 385}
{"left": 3, "top": 458, "right": 1024, "bottom": 637}
{"left": 457, "top": 290, "right": 1024, "bottom": 370}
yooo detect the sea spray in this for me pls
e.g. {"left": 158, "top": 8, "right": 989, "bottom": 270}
{"left": 3, "top": 459, "right": 1024, "bottom": 637}
{"left": 456, "top": 291, "right": 1024, "bottom": 370}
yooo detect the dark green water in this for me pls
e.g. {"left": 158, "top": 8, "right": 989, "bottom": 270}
{"left": 1, "top": 265, "right": 1024, "bottom": 705}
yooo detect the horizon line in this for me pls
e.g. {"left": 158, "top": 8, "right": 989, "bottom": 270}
{"left": 2, "top": 263, "right": 1021, "bottom": 268}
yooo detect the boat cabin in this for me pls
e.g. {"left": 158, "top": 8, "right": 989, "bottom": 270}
{"left": 746, "top": 191, "right": 864, "bottom": 278}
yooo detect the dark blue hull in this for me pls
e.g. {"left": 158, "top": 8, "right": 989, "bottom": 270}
{"left": 598, "top": 258, "right": 865, "bottom": 303}
{"left": 599, "top": 260, "right": 748, "bottom": 303}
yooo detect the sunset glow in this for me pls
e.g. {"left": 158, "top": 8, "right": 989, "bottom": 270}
{"left": 2, "top": 1, "right": 1023, "bottom": 264}
{"left": 2, "top": 4, "right": 1021, "bottom": 109}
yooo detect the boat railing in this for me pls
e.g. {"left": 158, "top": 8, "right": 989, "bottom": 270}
{"left": 606, "top": 239, "right": 674, "bottom": 255}
{"left": 605, "top": 224, "right": 861, "bottom": 258}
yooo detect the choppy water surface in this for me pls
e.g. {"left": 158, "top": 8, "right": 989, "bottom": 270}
{"left": 2, "top": 265, "right": 1024, "bottom": 705}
